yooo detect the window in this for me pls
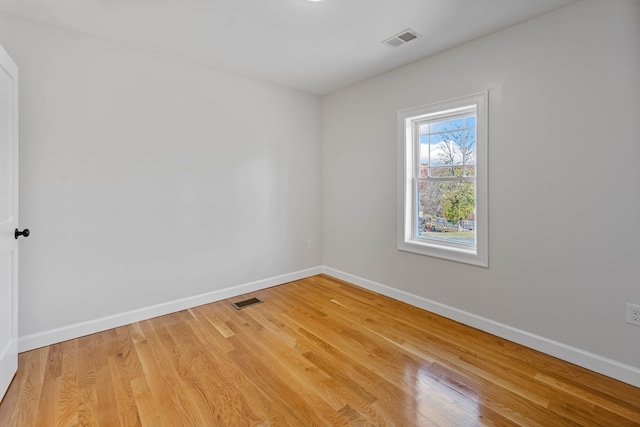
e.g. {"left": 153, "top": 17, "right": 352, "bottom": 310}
{"left": 398, "top": 92, "right": 488, "bottom": 266}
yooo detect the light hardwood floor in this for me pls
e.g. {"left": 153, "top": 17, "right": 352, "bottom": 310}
{"left": 1, "top": 275, "right": 639, "bottom": 426}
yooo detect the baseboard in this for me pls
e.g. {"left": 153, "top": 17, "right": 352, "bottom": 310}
{"left": 322, "top": 266, "right": 640, "bottom": 388}
{"left": 18, "top": 265, "right": 640, "bottom": 388}
{"left": 18, "top": 266, "right": 322, "bottom": 353}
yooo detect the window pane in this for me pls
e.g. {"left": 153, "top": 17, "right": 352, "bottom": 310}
{"left": 419, "top": 134, "right": 430, "bottom": 169}
{"left": 417, "top": 181, "right": 476, "bottom": 247}
{"left": 429, "top": 117, "right": 464, "bottom": 134}
{"left": 419, "top": 115, "right": 476, "bottom": 178}
{"left": 464, "top": 116, "right": 476, "bottom": 128}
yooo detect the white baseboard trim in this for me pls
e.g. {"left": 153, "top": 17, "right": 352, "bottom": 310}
{"left": 18, "top": 266, "right": 322, "bottom": 353}
{"left": 322, "top": 266, "right": 640, "bottom": 388}
{"left": 18, "top": 265, "right": 640, "bottom": 388}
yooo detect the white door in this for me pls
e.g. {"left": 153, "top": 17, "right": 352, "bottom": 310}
{"left": 0, "top": 44, "right": 20, "bottom": 401}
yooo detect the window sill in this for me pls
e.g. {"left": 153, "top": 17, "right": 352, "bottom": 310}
{"left": 398, "top": 239, "right": 488, "bottom": 267}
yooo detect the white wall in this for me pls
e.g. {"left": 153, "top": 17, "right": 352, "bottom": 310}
{"left": 0, "top": 14, "right": 322, "bottom": 340}
{"left": 322, "top": 0, "right": 640, "bottom": 382}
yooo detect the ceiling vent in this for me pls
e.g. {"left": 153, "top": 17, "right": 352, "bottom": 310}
{"left": 382, "top": 29, "right": 421, "bottom": 48}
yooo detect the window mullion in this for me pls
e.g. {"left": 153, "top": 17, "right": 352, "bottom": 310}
{"left": 420, "top": 176, "right": 475, "bottom": 183}
{"left": 413, "top": 122, "right": 421, "bottom": 179}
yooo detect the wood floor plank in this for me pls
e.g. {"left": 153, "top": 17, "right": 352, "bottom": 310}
{"left": 35, "top": 344, "right": 62, "bottom": 426}
{"left": 55, "top": 339, "right": 79, "bottom": 427}
{"left": 35, "top": 375, "right": 59, "bottom": 427}
{"left": 134, "top": 320, "right": 198, "bottom": 426}
{"left": 16, "top": 347, "right": 49, "bottom": 427}
{"left": 108, "top": 353, "right": 142, "bottom": 427}
{"left": 291, "top": 323, "right": 435, "bottom": 425}
{"left": 95, "top": 360, "right": 119, "bottom": 427}
{"left": 77, "top": 335, "right": 99, "bottom": 427}
{"left": 246, "top": 306, "right": 394, "bottom": 425}
{"left": 225, "top": 323, "right": 348, "bottom": 426}
{"left": 1, "top": 275, "right": 639, "bottom": 426}
{"left": 165, "top": 319, "right": 265, "bottom": 426}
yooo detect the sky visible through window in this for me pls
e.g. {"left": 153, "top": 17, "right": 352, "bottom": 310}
{"left": 419, "top": 116, "right": 476, "bottom": 167}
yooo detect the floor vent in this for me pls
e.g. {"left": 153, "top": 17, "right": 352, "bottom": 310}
{"left": 231, "top": 297, "right": 263, "bottom": 310}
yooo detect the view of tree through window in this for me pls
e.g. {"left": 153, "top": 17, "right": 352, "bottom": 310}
{"left": 416, "top": 114, "right": 476, "bottom": 246}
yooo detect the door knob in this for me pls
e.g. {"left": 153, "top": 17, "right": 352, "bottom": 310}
{"left": 15, "top": 228, "right": 30, "bottom": 239}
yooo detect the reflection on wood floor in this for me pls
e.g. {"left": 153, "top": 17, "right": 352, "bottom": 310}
{"left": 1, "top": 274, "right": 639, "bottom": 426}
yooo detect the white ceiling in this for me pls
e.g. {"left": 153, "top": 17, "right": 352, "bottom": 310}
{"left": 0, "top": 0, "right": 577, "bottom": 95}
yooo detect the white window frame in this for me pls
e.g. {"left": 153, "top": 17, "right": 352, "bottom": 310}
{"left": 397, "top": 92, "right": 488, "bottom": 267}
